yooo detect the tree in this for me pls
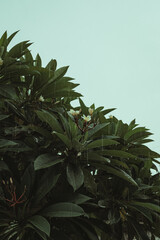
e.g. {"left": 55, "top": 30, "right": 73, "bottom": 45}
{"left": 0, "top": 31, "right": 160, "bottom": 240}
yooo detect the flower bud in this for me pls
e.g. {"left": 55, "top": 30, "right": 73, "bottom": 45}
{"left": 39, "top": 95, "right": 44, "bottom": 102}
{"left": 10, "top": 177, "right": 13, "bottom": 184}
{"left": 88, "top": 108, "right": 93, "bottom": 115}
{"left": 2, "top": 180, "right": 5, "bottom": 185}
{"left": 69, "top": 109, "right": 80, "bottom": 116}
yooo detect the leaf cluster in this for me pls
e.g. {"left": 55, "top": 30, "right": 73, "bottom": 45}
{"left": 0, "top": 31, "right": 160, "bottom": 240}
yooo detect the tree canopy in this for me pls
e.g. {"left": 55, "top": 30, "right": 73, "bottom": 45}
{"left": 0, "top": 31, "right": 160, "bottom": 240}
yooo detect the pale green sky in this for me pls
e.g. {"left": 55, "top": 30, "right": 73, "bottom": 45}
{"left": 0, "top": 0, "right": 160, "bottom": 153}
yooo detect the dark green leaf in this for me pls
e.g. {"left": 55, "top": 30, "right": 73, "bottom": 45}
{"left": 36, "top": 110, "right": 63, "bottom": 133}
{"left": 66, "top": 164, "right": 84, "bottom": 191}
{"left": 28, "top": 215, "right": 50, "bottom": 237}
{"left": 0, "top": 139, "right": 18, "bottom": 148}
{"left": 67, "top": 193, "right": 92, "bottom": 204}
{"left": 84, "top": 139, "right": 118, "bottom": 150}
{"left": 54, "top": 132, "right": 72, "bottom": 149}
{"left": 0, "top": 85, "right": 17, "bottom": 100}
{"left": 86, "top": 123, "right": 109, "bottom": 139}
{"left": 0, "top": 115, "right": 9, "bottom": 121}
{"left": 101, "top": 108, "right": 116, "bottom": 115}
{"left": 34, "top": 153, "right": 64, "bottom": 170}
{"left": 35, "top": 54, "right": 42, "bottom": 67}
{"left": 87, "top": 152, "right": 110, "bottom": 164}
{"left": 35, "top": 169, "right": 60, "bottom": 202}
{"left": 52, "top": 66, "right": 69, "bottom": 82}
{"left": 46, "top": 59, "right": 57, "bottom": 71}
{"left": 100, "top": 150, "right": 136, "bottom": 159}
{"left": 7, "top": 31, "right": 19, "bottom": 46}
{"left": 79, "top": 98, "right": 88, "bottom": 115}
{"left": 42, "top": 202, "right": 85, "bottom": 217}
{"left": 128, "top": 205, "right": 153, "bottom": 223}
{"left": 130, "top": 201, "right": 160, "bottom": 213}
{"left": 8, "top": 41, "right": 32, "bottom": 58}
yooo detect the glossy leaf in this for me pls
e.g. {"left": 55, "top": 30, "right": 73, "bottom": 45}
{"left": 34, "top": 153, "right": 64, "bottom": 170}
{"left": 84, "top": 139, "right": 118, "bottom": 150}
{"left": 42, "top": 202, "right": 85, "bottom": 217}
{"left": 86, "top": 123, "right": 109, "bottom": 139}
{"left": 8, "top": 41, "right": 32, "bottom": 58}
{"left": 66, "top": 164, "right": 84, "bottom": 191}
{"left": 28, "top": 215, "right": 50, "bottom": 237}
{"left": 36, "top": 110, "right": 63, "bottom": 133}
{"left": 54, "top": 132, "right": 72, "bottom": 149}
{"left": 35, "top": 169, "right": 60, "bottom": 202}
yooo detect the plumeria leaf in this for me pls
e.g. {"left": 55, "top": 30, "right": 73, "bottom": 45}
{"left": 84, "top": 139, "right": 118, "bottom": 150}
{"left": 28, "top": 215, "right": 50, "bottom": 237}
{"left": 86, "top": 123, "right": 109, "bottom": 139}
{"left": 66, "top": 163, "right": 84, "bottom": 191}
{"left": 54, "top": 132, "right": 72, "bottom": 149}
{"left": 34, "top": 153, "right": 64, "bottom": 170}
{"left": 42, "top": 202, "right": 85, "bottom": 217}
{"left": 36, "top": 110, "right": 63, "bottom": 133}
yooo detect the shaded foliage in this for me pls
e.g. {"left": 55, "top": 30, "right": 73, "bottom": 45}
{"left": 0, "top": 31, "right": 160, "bottom": 240}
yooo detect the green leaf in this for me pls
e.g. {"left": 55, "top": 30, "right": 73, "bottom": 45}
{"left": 0, "top": 139, "right": 18, "bottom": 148}
{"left": 94, "top": 164, "right": 138, "bottom": 186}
{"left": 21, "top": 163, "right": 35, "bottom": 197}
{"left": 129, "top": 146, "right": 160, "bottom": 158}
{"left": 83, "top": 169, "right": 97, "bottom": 195}
{"left": 66, "top": 164, "right": 84, "bottom": 191}
{"left": 24, "top": 49, "right": 34, "bottom": 65}
{"left": 54, "top": 132, "right": 72, "bottom": 149}
{"left": 59, "top": 113, "right": 70, "bottom": 136}
{"left": 34, "top": 153, "right": 64, "bottom": 170}
{"left": 28, "top": 215, "right": 50, "bottom": 237}
{"left": 127, "top": 205, "right": 153, "bottom": 223}
{"left": 43, "top": 89, "right": 81, "bottom": 98}
{"left": 130, "top": 201, "right": 160, "bottom": 213}
{"left": 36, "top": 110, "right": 63, "bottom": 133}
{"left": 73, "top": 220, "right": 99, "bottom": 240}
{"left": 35, "top": 169, "right": 60, "bottom": 202}
{"left": 87, "top": 152, "right": 110, "bottom": 164}
{"left": 0, "top": 115, "right": 9, "bottom": 121}
{"left": 86, "top": 123, "right": 109, "bottom": 139}
{"left": 0, "top": 46, "right": 4, "bottom": 57}
{"left": 111, "top": 159, "right": 129, "bottom": 169}
{"left": 126, "top": 130, "right": 152, "bottom": 143}
{"left": 84, "top": 139, "right": 118, "bottom": 150}
{"left": 7, "top": 31, "right": 19, "bottom": 46}
{"left": 35, "top": 54, "right": 42, "bottom": 67}
{"left": 52, "top": 66, "right": 69, "bottom": 82}
{"left": 100, "top": 150, "right": 136, "bottom": 159}
{"left": 0, "top": 31, "right": 7, "bottom": 47}
{"left": 107, "top": 166, "right": 138, "bottom": 186}
{"left": 46, "top": 59, "right": 57, "bottom": 71}
{"left": 28, "top": 125, "right": 52, "bottom": 139}
{"left": 124, "top": 127, "right": 147, "bottom": 140}
{"left": 68, "top": 193, "right": 92, "bottom": 205}
{"left": 42, "top": 202, "right": 85, "bottom": 217}
{"left": 0, "top": 85, "right": 17, "bottom": 100}
{"left": 8, "top": 41, "right": 32, "bottom": 58}
{"left": 27, "top": 224, "right": 47, "bottom": 240}
{"left": 129, "top": 217, "right": 150, "bottom": 240}
{"left": 101, "top": 108, "right": 116, "bottom": 115}
{"left": 79, "top": 98, "right": 88, "bottom": 115}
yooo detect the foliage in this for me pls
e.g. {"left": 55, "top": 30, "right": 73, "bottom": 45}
{"left": 0, "top": 31, "right": 160, "bottom": 240}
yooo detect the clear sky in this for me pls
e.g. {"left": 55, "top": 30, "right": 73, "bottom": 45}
{"left": 0, "top": 0, "right": 160, "bottom": 153}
